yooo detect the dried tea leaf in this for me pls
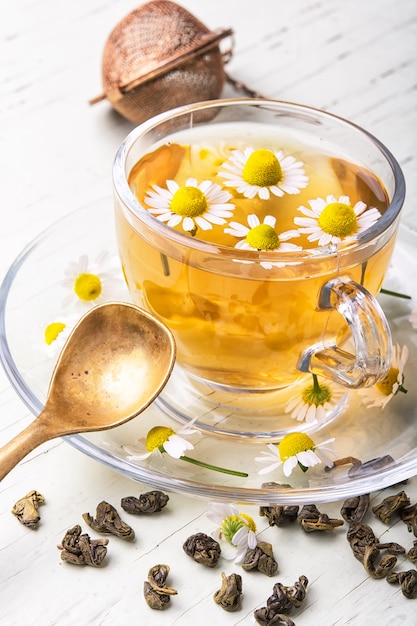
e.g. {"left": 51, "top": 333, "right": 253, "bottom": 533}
{"left": 259, "top": 504, "right": 299, "bottom": 527}
{"left": 259, "top": 483, "right": 298, "bottom": 527}
{"left": 147, "top": 564, "right": 177, "bottom": 596}
{"left": 348, "top": 455, "right": 395, "bottom": 477}
{"left": 362, "top": 544, "right": 398, "bottom": 579}
{"left": 346, "top": 523, "right": 377, "bottom": 562}
{"left": 346, "top": 523, "right": 404, "bottom": 579}
{"left": 183, "top": 532, "right": 221, "bottom": 567}
{"left": 143, "top": 564, "right": 177, "bottom": 610}
{"left": 254, "top": 612, "right": 295, "bottom": 626}
{"left": 121, "top": 491, "right": 169, "bottom": 514}
{"left": 254, "top": 576, "right": 308, "bottom": 624}
{"left": 241, "top": 541, "right": 278, "bottom": 577}
{"left": 143, "top": 581, "right": 171, "bottom": 610}
{"left": 11, "top": 490, "right": 45, "bottom": 529}
{"left": 57, "top": 525, "right": 108, "bottom": 567}
{"left": 83, "top": 501, "right": 135, "bottom": 540}
{"left": 213, "top": 572, "right": 242, "bottom": 611}
{"left": 372, "top": 491, "right": 411, "bottom": 524}
{"left": 298, "top": 504, "right": 344, "bottom": 532}
{"left": 386, "top": 569, "right": 417, "bottom": 599}
{"left": 400, "top": 503, "right": 417, "bottom": 537}
{"left": 407, "top": 540, "right": 417, "bottom": 565}
{"left": 340, "top": 494, "right": 370, "bottom": 523}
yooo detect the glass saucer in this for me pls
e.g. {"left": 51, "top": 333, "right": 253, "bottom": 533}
{"left": 1, "top": 198, "right": 416, "bottom": 504}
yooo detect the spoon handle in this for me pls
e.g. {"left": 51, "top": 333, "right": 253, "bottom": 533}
{"left": 0, "top": 412, "right": 51, "bottom": 481}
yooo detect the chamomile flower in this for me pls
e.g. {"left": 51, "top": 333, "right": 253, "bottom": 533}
{"left": 294, "top": 194, "right": 382, "bottom": 246}
{"left": 255, "top": 432, "right": 336, "bottom": 477}
{"left": 144, "top": 177, "right": 235, "bottom": 234}
{"left": 207, "top": 502, "right": 257, "bottom": 562}
{"left": 124, "top": 420, "right": 248, "bottom": 477}
{"left": 124, "top": 421, "right": 198, "bottom": 461}
{"left": 37, "top": 313, "right": 80, "bottom": 358}
{"left": 62, "top": 251, "right": 122, "bottom": 309}
{"left": 358, "top": 343, "right": 409, "bottom": 409}
{"left": 224, "top": 214, "right": 302, "bottom": 269}
{"left": 218, "top": 147, "right": 308, "bottom": 200}
{"left": 285, "top": 374, "right": 344, "bottom": 424}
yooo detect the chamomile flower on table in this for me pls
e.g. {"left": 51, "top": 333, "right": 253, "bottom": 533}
{"left": 207, "top": 502, "right": 257, "bottom": 562}
{"left": 255, "top": 432, "right": 336, "bottom": 477}
{"left": 124, "top": 420, "right": 248, "bottom": 477}
{"left": 358, "top": 343, "right": 409, "bottom": 409}
{"left": 293, "top": 194, "right": 382, "bottom": 246}
{"left": 224, "top": 214, "right": 302, "bottom": 269}
{"left": 218, "top": 147, "right": 308, "bottom": 200}
{"left": 144, "top": 177, "right": 235, "bottom": 234}
{"left": 62, "top": 251, "right": 122, "bottom": 309}
{"left": 285, "top": 374, "right": 345, "bottom": 424}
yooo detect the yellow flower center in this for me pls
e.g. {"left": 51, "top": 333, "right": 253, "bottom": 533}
{"left": 74, "top": 273, "right": 102, "bottom": 301}
{"left": 318, "top": 202, "right": 357, "bottom": 237}
{"left": 376, "top": 367, "right": 399, "bottom": 396}
{"left": 245, "top": 224, "right": 280, "bottom": 250}
{"left": 278, "top": 432, "right": 315, "bottom": 461}
{"left": 145, "top": 425, "right": 175, "bottom": 452}
{"left": 221, "top": 513, "right": 256, "bottom": 544}
{"left": 170, "top": 186, "right": 208, "bottom": 217}
{"left": 242, "top": 149, "right": 282, "bottom": 187}
{"left": 44, "top": 322, "right": 66, "bottom": 345}
{"left": 302, "top": 380, "right": 332, "bottom": 406}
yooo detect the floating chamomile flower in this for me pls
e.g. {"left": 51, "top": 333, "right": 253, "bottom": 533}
{"left": 255, "top": 432, "right": 336, "bottom": 477}
{"left": 224, "top": 214, "right": 302, "bottom": 269}
{"left": 124, "top": 421, "right": 248, "bottom": 477}
{"left": 358, "top": 343, "right": 409, "bottom": 409}
{"left": 207, "top": 502, "right": 257, "bottom": 562}
{"left": 62, "top": 251, "right": 122, "bottom": 309}
{"left": 218, "top": 147, "right": 308, "bottom": 200}
{"left": 285, "top": 374, "right": 344, "bottom": 424}
{"left": 294, "top": 194, "right": 381, "bottom": 246}
{"left": 144, "top": 177, "right": 235, "bottom": 234}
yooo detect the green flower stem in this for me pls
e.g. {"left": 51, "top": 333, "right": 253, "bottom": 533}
{"left": 312, "top": 374, "right": 320, "bottom": 392}
{"left": 180, "top": 455, "right": 248, "bottom": 477}
{"left": 380, "top": 288, "right": 411, "bottom": 300}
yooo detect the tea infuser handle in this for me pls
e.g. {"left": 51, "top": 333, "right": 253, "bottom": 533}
{"left": 297, "top": 276, "right": 392, "bottom": 389}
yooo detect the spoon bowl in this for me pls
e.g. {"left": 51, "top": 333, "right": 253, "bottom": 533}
{"left": 0, "top": 302, "right": 176, "bottom": 481}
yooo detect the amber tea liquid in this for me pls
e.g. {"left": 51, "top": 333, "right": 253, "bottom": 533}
{"left": 115, "top": 122, "right": 395, "bottom": 391}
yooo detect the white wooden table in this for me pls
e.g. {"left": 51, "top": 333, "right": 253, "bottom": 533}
{"left": 1, "top": 1, "right": 416, "bottom": 624}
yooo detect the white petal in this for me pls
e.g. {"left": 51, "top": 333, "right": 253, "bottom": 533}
{"left": 247, "top": 214, "right": 261, "bottom": 228}
{"left": 283, "top": 456, "right": 298, "bottom": 476}
{"left": 247, "top": 530, "right": 257, "bottom": 549}
{"left": 182, "top": 217, "right": 195, "bottom": 231}
{"left": 166, "top": 179, "right": 180, "bottom": 193}
{"left": 163, "top": 434, "right": 193, "bottom": 458}
{"left": 195, "top": 216, "right": 213, "bottom": 230}
{"left": 264, "top": 215, "right": 276, "bottom": 227}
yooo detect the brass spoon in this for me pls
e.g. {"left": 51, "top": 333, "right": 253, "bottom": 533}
{"left": 0, "top": 302, "right": 176, "bottom": 481}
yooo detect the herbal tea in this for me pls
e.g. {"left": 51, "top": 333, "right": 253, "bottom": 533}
{"left": 115, "top": 120, "right": 395, "bottom": 391}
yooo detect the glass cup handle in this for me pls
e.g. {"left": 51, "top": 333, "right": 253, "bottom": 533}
{"left": 297, "top": 276, "right": 392, "bottom": 389}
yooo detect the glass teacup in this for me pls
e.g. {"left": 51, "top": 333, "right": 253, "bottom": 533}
{"left": 113, "top": 99, "right": 405, "bottom": 437}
